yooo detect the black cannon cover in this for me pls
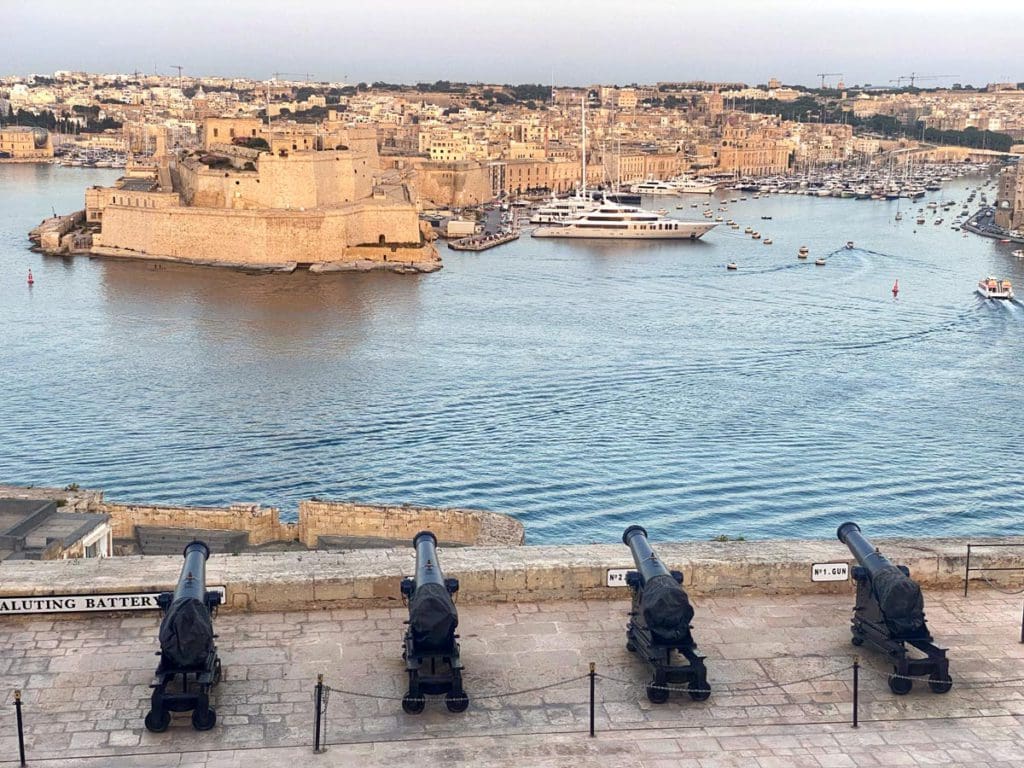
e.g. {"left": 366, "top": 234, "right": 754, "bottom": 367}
{"left": 409, "top": 582, "right": 458, "bottom": 652}
{"left": 159, "top": 597, "right": 215, "bottom": 668}
{"left": 870, "top": 565, "right": 926, "bottom": 636}
{"left": 640, "top": 573, "right": 695, "bottom": 646}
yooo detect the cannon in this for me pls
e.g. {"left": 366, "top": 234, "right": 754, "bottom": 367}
{"left": 399, "top": 531, "right": 468, "bottom": 713}
{"left": 144, "top": 541, "right": 223, "bottom": 732}
{"left": 837, "top": 522, "right": 952, "bottom": 695}
{"left": 622, "top": 525, "right": 710, "bottom": 703}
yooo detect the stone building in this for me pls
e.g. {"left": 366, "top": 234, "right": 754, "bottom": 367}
{"left": 994, "top": 164, "right": 1024, "bottom": 231}
{"left": 85, "top": 120, "right": 438, "bottom": 272}
{"left": 0, "top": 126, "right": 53, "bottom": 159}
{"left": 714, "top": 119, "right": 792, "bottom": 176}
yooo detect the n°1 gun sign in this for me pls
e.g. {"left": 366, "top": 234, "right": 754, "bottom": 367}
{"left": 811, "top": 562, "right": 850, "bottom": 582}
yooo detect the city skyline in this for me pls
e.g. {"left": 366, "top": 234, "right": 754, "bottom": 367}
{"left": 4, "top": 0, "right": 1023, "bottom": 88}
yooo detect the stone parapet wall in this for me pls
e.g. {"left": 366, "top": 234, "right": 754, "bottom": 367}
{"left": 102, "top": 502, "right": 287, "bottom": 546}
{"left": 0, "top": 485, "right": 521, "bottom": 550}
{"left": 297, "top": 500, "right": 525, "bottom": 548}
{"left": 3, "top": 535, "right": 1023, "bottom": 613}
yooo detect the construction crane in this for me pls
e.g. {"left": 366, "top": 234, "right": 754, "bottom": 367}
{"left": 893, "top": 72, "right": 959, "bottom": 88}
{"left": 816, "top": 72, "right": 843, "bottom": 88}
{"left": 170, "top": 65, "right": 183, "bottom": 90}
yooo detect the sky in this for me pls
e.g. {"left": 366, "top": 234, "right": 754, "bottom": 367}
{"left": 3, "top": 0, "right": 1022, "bottom": 88}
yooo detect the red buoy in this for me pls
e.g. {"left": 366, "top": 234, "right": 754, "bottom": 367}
{"left": 892, "top": 279, "right": 899, "bottom": 298}
{"left": 27, "top": 269, "right": 34, "bottom": 286}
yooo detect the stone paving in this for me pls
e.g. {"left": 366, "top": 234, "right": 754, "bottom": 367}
{"left": 1, "top": 590, "right": 1023, "bottom": 766}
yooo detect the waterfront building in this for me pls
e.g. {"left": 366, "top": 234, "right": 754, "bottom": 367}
{"left": 0, "top": 126, "right": 53, "bottom": 159}
{"left": 83, "top": 121, "right": 437, "bottom": 271}
{"left": 714, "top": 118, "right": 792, "bottom": 176}
{"left": 994, "top": 164, "right": 1024, "bottom": 231}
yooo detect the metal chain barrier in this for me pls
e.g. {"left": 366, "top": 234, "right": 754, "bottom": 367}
{"left": 596, "top": 664, "right": 854, "bottom": 693}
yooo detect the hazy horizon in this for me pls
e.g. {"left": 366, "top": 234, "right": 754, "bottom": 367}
{"left": 4, "top": 0, "right": 1023, "bottom": 88}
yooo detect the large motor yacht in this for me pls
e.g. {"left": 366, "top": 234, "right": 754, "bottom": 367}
{"left": 529, "top": 194, "right": 598, "bottom": 224}
{"left": 672, "top": 178, "right": 718, "bottom": 194}
{"left": 531, "top": 201, "right": 716, "bottom": 240}
{"left": 630, "top": 179, "right": 679, "bottom": 195}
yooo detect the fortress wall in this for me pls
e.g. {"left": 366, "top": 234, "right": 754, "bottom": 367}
{"left": 297, "top": 500, "right": 526, "bottom": 549}
{"left": 103, "top": 502, "right": 287, "bottom": 546}
{"left": 4, "top": 535, "right": 1023, "bottom": 613}
{"left": 346, "top": 203, "right": 423, "bottom": 245}
{"left": 408, "top": 161, "right": 493, "bottom": 208}
{"left": 94, "top": 204, "right": 432, "bottom": 266}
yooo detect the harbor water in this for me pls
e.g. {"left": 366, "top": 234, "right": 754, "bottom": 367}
{"left": 1, "top": 163, "right": 1022, "bottom": 543}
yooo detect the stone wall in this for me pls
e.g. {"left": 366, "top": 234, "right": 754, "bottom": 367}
{"left": 93, "top": 202, "right": 431, "bottom": 267}
{"left": 0, "top": 485, "right": 521, "bottom": 551}
{"left": 102, "top": 502, "right": 287, "bottom": 546}
{"left": 297, "top": 500, "right": 525, "bottom": 548}
{"left": 3, "top": 535, "right": 1023, "bottom": 613}
{"left": 398, "top": 159, "right": 493, "bottom": 208}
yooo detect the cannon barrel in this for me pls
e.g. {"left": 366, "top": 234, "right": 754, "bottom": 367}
{"left": 174, "top": 541, "right": 211, "bottom": 602}
{"left": 837, "top": 521, "right": 926, "bottom": 637}
{"left": 837, "top": 522, "right": 893, "bottom": 573}
{"left": 407, "top": 530, "right": 458, "bottom": 653}
{"left": 413, "top": 531, "right": 445, "bottom": 588}
{"left": 623, "top": 524, "right": 672, "bottom": 585}
{"left": 159, "top": 540, "right": 216, "bottom": 669}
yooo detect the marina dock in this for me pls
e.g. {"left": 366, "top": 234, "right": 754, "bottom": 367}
{"left": 448, "top": 230, "right": 520, "bottom": 251}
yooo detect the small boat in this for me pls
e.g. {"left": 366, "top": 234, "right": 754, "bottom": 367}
{"left": 977, "top": 276, "right": 1014, "bottom": 299}
{"left": 761, "top": 215, "right": 772, "bottom": 220}
{"left": 815, "top": 258, "right": 826, "bottom": 266}
{"left": 798, "top": 251, "right": 808, "bottom": 260}
{"left": 1013, "top": 250, "right": 1024, "bottom": 259}
{"left": 655, "top": 208, "right": 669, "bottom": 216}
{"left": 845, "top": 241, "right": 854, "bottom": 249}
{"left": 744, "top": 226, "right": 753, "bottom": 234}
{"left": 751, "top": 231, "right": 761, "bottom": 240}
{"left": 763, "top": 238, "right": 773, "bottom": 245}
{"left": 727, "top": 262, "right": 738, "bottom": 271}
{"left": 916, "top": 218, "right": 926, "bottom": 225}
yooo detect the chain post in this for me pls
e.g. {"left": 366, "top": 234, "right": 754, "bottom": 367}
{"left": 852, "top": 657, "right": 859, "bottom": 728}
{"left": 588, "top": 662, "right": 596, "bottom": 737}
{"left": 314, "top": 674, "right": 323, "bottom": 753}
{"left": 15, "top": 689, "right": 26, "bottom": 766}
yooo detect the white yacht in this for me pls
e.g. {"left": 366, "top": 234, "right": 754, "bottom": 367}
{"left": 531, "top": 201, "right": 716, "bottom": 240}
{"left": 529, "top": 194, "right": 598, "bottom": 224}
{"left": 672, "top": 178, "right": 717, "bottom": 194}
{"left": 630, "top": 179, "right": 679, "bottom": 195}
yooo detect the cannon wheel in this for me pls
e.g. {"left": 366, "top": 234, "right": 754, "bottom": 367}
{"left": 445, "top": 690, "right": 469, "bottom": 713}
{"left": 928, "top": 673, "right": 953, "bottom": 694}
{"left": 191, "top": 706, "right": 217, "bottom": 731}
{"left": 688, "top": 681, "right": 711, "bottom": 702}
{"left": 646, "top": 682, "right": 670, "bottom": 704}
{"left": 144, "top": 708, "right": 170, "bottom": 733}
{"left": 888, "top": 673, "right": 913, "bottom": 695}
{"left": 402, "top": 693, "right": 425, "bottom": 714}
